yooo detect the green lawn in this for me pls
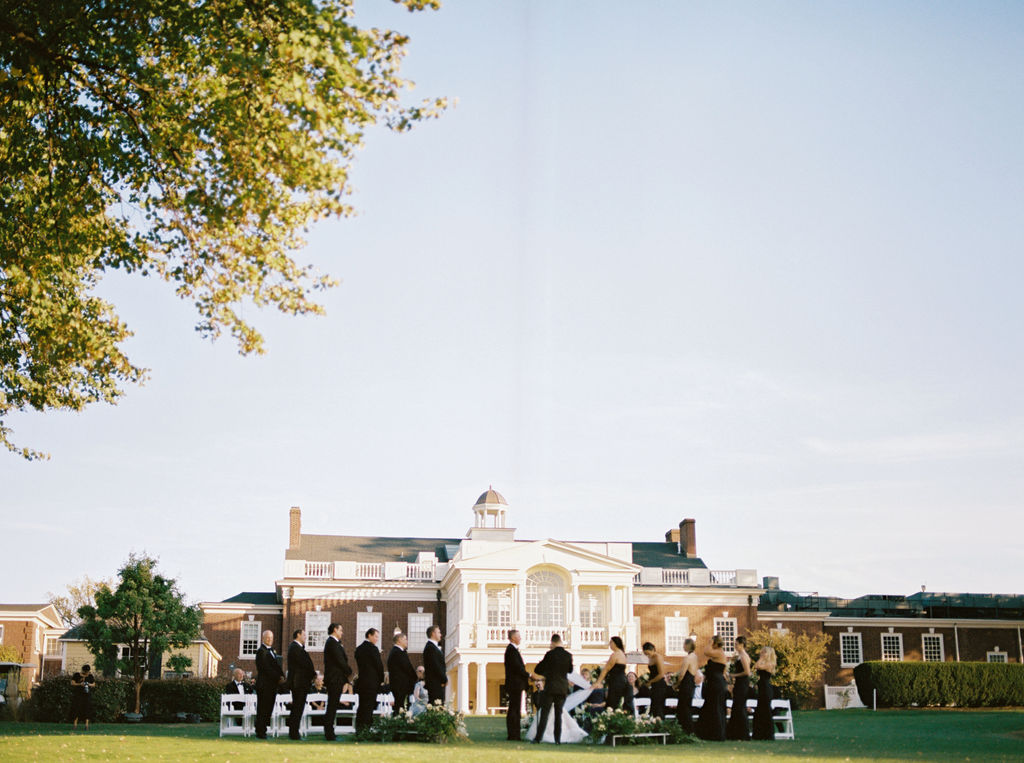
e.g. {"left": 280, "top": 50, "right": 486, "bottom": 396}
{"left": 1, "top": 709, "right": 1022, "bottom": 761}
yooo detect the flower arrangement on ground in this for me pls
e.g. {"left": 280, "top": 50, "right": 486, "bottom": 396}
{"left": 364, "top": 701, "right": 468, "bottom": 743}
{"left": 584, "top": 708, "right": 698, "bottom": 745}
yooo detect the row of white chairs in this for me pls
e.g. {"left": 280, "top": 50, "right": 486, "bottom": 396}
{"left": 219, "top": 692, "right": 395, "bottom": 738}
{"left": 630, "top": 695, "right": 794, "bottom": 739}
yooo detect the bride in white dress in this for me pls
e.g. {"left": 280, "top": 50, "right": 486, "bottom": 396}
{"left": 525, "top": 672, "right": 592, "bottom": 744}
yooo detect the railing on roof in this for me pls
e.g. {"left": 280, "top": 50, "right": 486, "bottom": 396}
{"left": 634, "top": 567, "right": 758, "bottom": 587}
{"left": 287, "top": 559, "right": 442, "bottom": 582}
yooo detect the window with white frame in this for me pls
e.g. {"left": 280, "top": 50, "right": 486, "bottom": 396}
{"left": 487, "top": 588, "right": 513, "bottom": 629}
{"left": 407, "top": 612, "right": 433, "bottom": 653}
{"left": 881, "top": 633, "right": 903, "bottom": 661}
{"left": 714, "top": 617, "right": 738, "bottom": 653}
{"left": 922, "top": 633, "right": 944, "bottom": 662}
{"left": 356, "top": 611, "right": 383, "bottom": 643}
{"left": 840, "top": 633, "right": 863, "bottom": 667}
{"left": 525, "top": 571, "right": 566, "bottom": 627}
{"left": 987, "top": 650, "right": 1008, "bottom": 663}
{"left": 664, "top": 617, "right": 690, "bottom": 656}
{"left": 44, "top": 636, "right": 62, "bottom": 657}
{"left": 0, "top": 624, "right": 4, "bottom": 643}
{"left": 239, "top": 620, "right": 261, "bottom": 658}
{"left": 578, "top": 591, "right": 604, "bottom": 629}
{"left": 305, "top": 610, "right": 331, "bottom": 652}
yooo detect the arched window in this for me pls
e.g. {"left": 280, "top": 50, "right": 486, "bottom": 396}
{"left": 525, "top": 570, "right": 566, "bottom": 627}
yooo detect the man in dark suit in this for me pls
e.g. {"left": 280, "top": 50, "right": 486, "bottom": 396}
{"left": 354, "top": 627, "right": 384, "bottom": 732}
{"left": 254, "top": 630, "right": 285, "bottom": 739}
{"left": 225, "top": 668, "right": 253, "bottom": 710}
{"left": 286, "top": 629, "right": 316, "bottom": 740}
{"left": 387, "top": 632, "right": 417, "bottom": 712}
{"left": 532, "top": 633, "right": 573, "bottom": 744}
{"left": 423, "top": 624, "right": 447, "bottom": 705}
{"left": 503, "top": 629, "right": 531, "bottom": 740}
{"left": 322, "top": 622, "right": 352, "bottom": 741}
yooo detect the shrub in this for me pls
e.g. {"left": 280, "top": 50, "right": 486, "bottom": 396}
{"left": 27, "top": 676, "right": 222, "bottom": 723}
{"left": 747, "top": 627, "right": 831, "bottom": 708}
{"left": 855, "top": 661, "right": 1024, "bottom": 708}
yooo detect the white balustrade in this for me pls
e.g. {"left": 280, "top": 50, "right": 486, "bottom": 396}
{"left": 304, "top": 561, "right": 333, "bottom": 578}
{"left": 661, "top": 568, "right": 690, "bottom": 585}
{"left": 355, "top": 562, "right": 383, "bottom": 579}
{"left": 709, "top": 569, "right": 737, "bottom": 585}
{"left": 579, "top": 627, "right": 608, "bottom": 645}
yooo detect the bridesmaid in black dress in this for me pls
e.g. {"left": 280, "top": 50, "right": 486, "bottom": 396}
{"left": 696, "top": 635, "right": 728, "bottom": 741}
{"left": 643, "top": 642, "right": 670, "bottom": 718}
{"left": 726, "top": 635, "right": 751, "bottom": 740}
{"left": 752, "top": 645, "right": 777, "bottom": 740}
{"left": 592, "top": 636, "right": 635, "bottom": 716}
{"left": 674, "top": 638, "right": 700, "bottom": 734}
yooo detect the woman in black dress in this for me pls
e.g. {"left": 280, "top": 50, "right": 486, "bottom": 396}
{"left": 696, "top": 635, "right": 728, "bottom": 741}
{"left": 71, "top": 664, "right": 96, "bottom": 730}
{"left": 592, "top": 636, "right": 634, "bottom": 715}
{"left": 752, "top": 645, "right": 777, "bottom": 740}
{"left": 673, "top": 637, "right": 700, "bottom": 734}
{"left": 642, "top": 642, "right": 670, "bottom": 718}
{"left": 726, "top": 635, "right": 751, "bottom": 740}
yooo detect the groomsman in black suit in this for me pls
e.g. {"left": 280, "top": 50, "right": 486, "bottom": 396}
{"left": 532, "top": 633, "right": 573, "bottom": 744}
{"left": 503, "top": 629, "right": 530, "bottom": 740}
{"left": 286, "top": 629, "right": 316, "bottom": 740}
{"left": 254, "top": 630, "right": 285, "bottom": 739}
{"left": 354, "top": 628, "right": 384, "bottom": 732}
{"left": 387, "top": 632, "right": 417, "bottom": 712}
{"left": 323, "top": 623, "right": 352, "bottom": 741}
{"left": 423, "top": 625, "right": 447, "bottom": 704}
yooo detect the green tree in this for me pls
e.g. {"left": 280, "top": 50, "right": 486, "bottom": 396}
{"left": 77, "top": 554, "right": 201, "bottom": 714}
{"left": 0, "top": 644, "right": 20, "bottom": 662}
{"left": 746, "top": 627, "right": 832, "bottom": 707}
{"left": 0, "top": 0, "right": 447, "bottom": 458}
{"left": 47, "top": 574, "right": 115, "bottom": 628}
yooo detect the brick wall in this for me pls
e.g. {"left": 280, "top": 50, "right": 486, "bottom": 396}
{"left": 202, "top": 611, "right": 284, "bottom": 677}
{"left": 635, "top": 602, "right": 759, "bottom": 657}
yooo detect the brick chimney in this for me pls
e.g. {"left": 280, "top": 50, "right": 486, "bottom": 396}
{"left": 665, "top": 528, "right": 681, "bottom": 543}
{"left": 289, "top": 506, "right": 301, "bottom": 550}
{"left": 680, "top": 518, "right": 696, "bottom": 557}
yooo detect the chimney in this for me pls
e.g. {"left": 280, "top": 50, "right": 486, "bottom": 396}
{"left": 289, "top": 506, "right": 301, "bottom": 550}
{"left": 680, "top": 518, "right": 696, "bottom": 557}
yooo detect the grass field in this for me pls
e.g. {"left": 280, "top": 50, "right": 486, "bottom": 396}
{"left": 1, "top": 709, "right": 1022, "bottom": 761}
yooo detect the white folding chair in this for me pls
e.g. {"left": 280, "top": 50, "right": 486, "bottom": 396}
{"left": 375, "top": 692, "right": 394, "bottom": 717}
{"left": 690, "top": 697, "right": 704, "bottom": 727}
{"left": 270, "top": 692, "right": 292, "bottom": 738}
{"left": 302, "top": 692, "right": 329, "bottom": 737}
{"left": 664, "top": 696, "right": 678, "bottom": 720}
{"left": 219, "top": 693, "right": 252, "bottom": 737}
{"left": 333, "top": 693, "right": 359, "bottom": 735}
{"left": 772, "top": 698, "right": 795, "bottom": 739}
{"left": 634, "top": 697, "right": 651, "bottom": 717}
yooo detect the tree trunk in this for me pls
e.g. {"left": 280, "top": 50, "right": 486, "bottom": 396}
{"left": 134, "top": 679, "right": 143, "bottom": 714}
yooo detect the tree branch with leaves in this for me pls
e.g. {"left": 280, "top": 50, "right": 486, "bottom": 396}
{"left": 0, "top": 0, "right": 448, "bottom": 458}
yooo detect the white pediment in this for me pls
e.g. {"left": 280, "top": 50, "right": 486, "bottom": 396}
{"left": 453, "top": 538, "right": 639, "bottom": 576}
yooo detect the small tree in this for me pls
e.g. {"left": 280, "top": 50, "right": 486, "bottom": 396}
{"left": 47, "top": 575, "right": 114, "bottom": 628}
{"left": 746, "top": 627, "right": 832, "bottom": 707}
{"left": 77, "top": 554, "right": 201, "bottom": 715}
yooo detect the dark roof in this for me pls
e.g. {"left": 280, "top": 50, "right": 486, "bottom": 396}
{"left": 221, "top": 592, "right": 280, "bottom": 605}
{"left": 60, "top": 623, "right": 88, "bottom": 640}
{"left": 630, "top": 542, "right": 707, "bottom": 569}
{"left": 759, "top": 590, "right": 1024, "bottom": 619}
{"left": 289, "top": 533, "right": 708, "bottom": 569}
{"left": 287, "top": 534, "right": 460, "bottom": 563}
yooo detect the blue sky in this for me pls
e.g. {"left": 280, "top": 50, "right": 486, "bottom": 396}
{"left": 4, "top": 1, "right": 1022, "bottom": 604}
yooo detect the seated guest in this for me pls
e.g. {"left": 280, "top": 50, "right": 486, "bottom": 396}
{"left": 224, "top": 668, "right": 252, "bottom": 710}
{"left": 585, "top": 686, "right": 606, "bottom": 715}
{"left": 627, "top": 671, "right": 643, "bottom": 699}
{"left": 531, "top": 677, "right": 546, "bottom": 712}
{"left": 409, "top": 666, "right": 428, "bottom": 717}
{"left": 310, "top": 673, "right": 326, "bottom": 708}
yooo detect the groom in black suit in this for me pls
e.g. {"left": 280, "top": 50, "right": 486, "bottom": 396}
{"left": 532, "top": 633, "right": 573, "bottom": 744}
{"left": 503, "top": 629, "right": 530, "bottom": 740}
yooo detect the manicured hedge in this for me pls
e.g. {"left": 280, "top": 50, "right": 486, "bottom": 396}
{"left": 853, "top": 661, "right": 1024, "bottom": 708}
{"left": 27, "top": 676, "right": 224, "bottom": 723}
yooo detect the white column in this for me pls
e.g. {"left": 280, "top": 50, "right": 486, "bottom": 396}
{"left": 475, "top": 661, "right": 488, "bottom": 715}
{"left": 457, "top": 660, "right": 470, "bottom": 713}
